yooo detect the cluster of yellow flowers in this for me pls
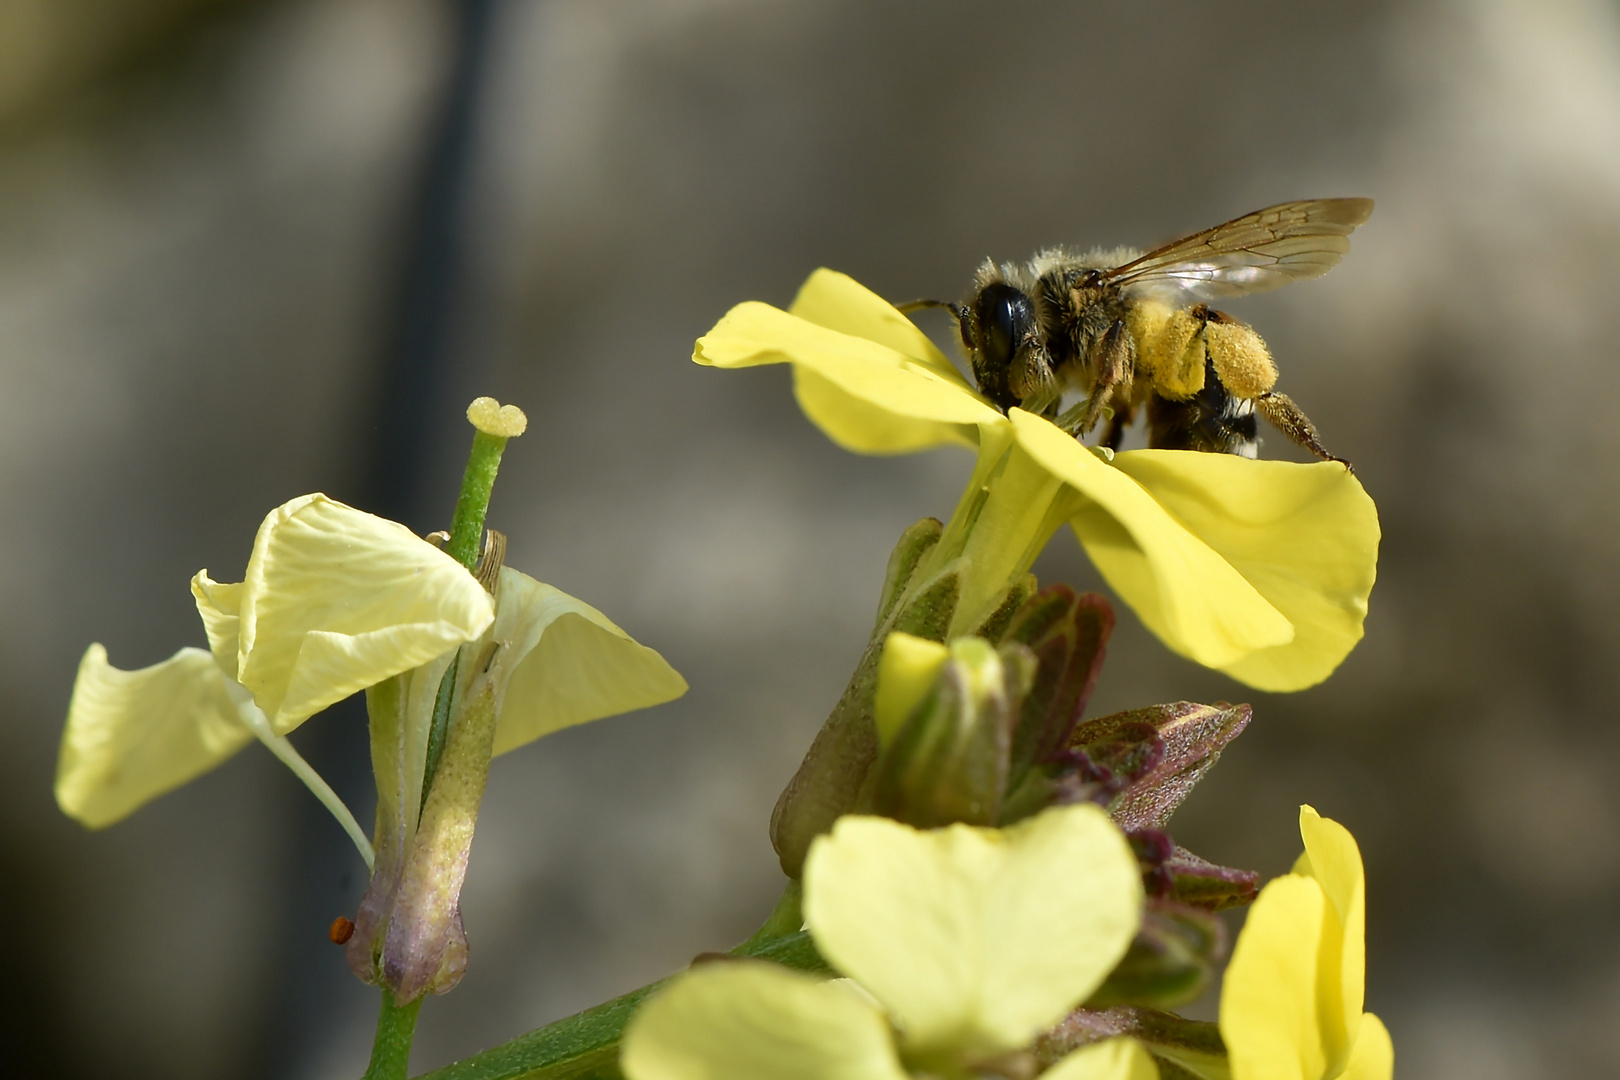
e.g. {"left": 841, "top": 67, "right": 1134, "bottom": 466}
{"left": 54, "top": 267, "right": 1392, "bottom": 1080}
{"left": 619, "top": 270, "right": 1390, "bottom": 1080}
{"left": 623, "top": 806, "right": 1389, "bottom": 1080}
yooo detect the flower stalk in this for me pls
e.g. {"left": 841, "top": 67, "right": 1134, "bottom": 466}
{"left": 362, "top": 991, "right": 424, "bottom": 1080}
{"left": 422, "top": 397, "right": 527, "bottom": 803}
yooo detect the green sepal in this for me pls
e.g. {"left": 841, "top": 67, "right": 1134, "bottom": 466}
{"left": 969, "top": 572, "right": 1039, "bottom": 643}
{"left": 874, "top": 518, "right": 944, "bottom": 633}
{"left": 1083, "top": 900, "right": 1222, "bottom": 1011}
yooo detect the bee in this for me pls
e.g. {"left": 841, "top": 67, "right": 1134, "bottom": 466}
{"left": 902, "top": 199, "right": 1373, "bottom": 467}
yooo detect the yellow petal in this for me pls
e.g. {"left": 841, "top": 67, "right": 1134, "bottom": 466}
{"left": 191, "top": 571, "right": 243, "bottom": 678}
{"left": 873, "top": 632, "right": 950, "bottom": 747}
{"left": 1296, "top": 806, "right": 1367, "bottom": 1054}
{"left": 56, "top": 645, "right": 255, "bottom": 828}
{"left": 490, "top": 568, "right": 688, "bottom": 756}
{"left": 787, "top": 268, "right": 967, "bottom": 387}
{"left": 1107, "top": 452, "right": 1379, "bottom": 692}
{"left": 1044, "top": 1038, "right": 1162, "bottom": 1080}
{"left": 1008, "top": 412, "right": 1294, "bottom": 669}
{"left": 804, "top": 804, "right": 1142, "bottom": 1055}
{"left": 693, "top": 289, "right": 1000, "bottom": 454}
{"left": 1336, "top": 1013, "right": 1393, "bottom": 1080}
{"left": 621, "top": 962, "right": 908, "bottom": 1080}
{"left": 1220, "top": 875, "right": 1331, "bottom": 1080}
{"left": 233, "top": 494, "right": 496, "bottom": 734}
{"left": 793, "top": 366, "right": 981, "bottom": 454}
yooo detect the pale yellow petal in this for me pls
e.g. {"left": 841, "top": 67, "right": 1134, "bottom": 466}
{"left": 1108, "top": 451, "right": 1378, "bottom": 692}
{"left": 1044, "top": 1038, "right": 1162, "bottom": 1080}
{"left": 1220, "top": 875, "right": 1330, "bottom": 1080}
{"left": 56, "top": 645, "right": 254, "bottom": 828}
{"left": 1297, "top": 807, "right": 1367, "bottom": 1051}
{"left": 490, "top": 568, "right": 687, "bottom": 756}
{"left": 190, "top": 571, "right": 243, "bottom": 678}
{"left": 804, "top": 805, "right": 1142, "bottom": 1055}
{"left": 694, "top": 299, "right": 999, "bottom": 454}
{"left": 1335, "top": 1013, "right": 1393, "bottom": 1080}
{"left": 873, "top": 632, "right": 950, "bottom": 747}
{"left": 621, "top": 962, "right": 908, "bottom": 1080}
{"left": 235, "top": 494, "right": 495, "bottom": 733}
{"left": 1008, "top": 412, "right": 1294, "bottom": 669}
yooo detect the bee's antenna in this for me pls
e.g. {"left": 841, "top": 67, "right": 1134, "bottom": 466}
{"left": 896, "top": 298, "right": 969, "bottom": 323}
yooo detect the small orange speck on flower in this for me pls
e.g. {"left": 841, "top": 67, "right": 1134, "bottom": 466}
{"left": 329, "top": 916, "right": 355, "bottom": 945}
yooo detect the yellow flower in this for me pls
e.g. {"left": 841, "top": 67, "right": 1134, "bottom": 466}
{"left": 56, "top": 493, "right": 687, "bottom": 856}
{"left": 621, "top": 804, "right": 1149, "bottom": 1079}
{"left": 696, "top": 271, "right": 1379, "bottom": 692}
{"left": 1219, "top": 807, "right": 1394, "bottom": 1080}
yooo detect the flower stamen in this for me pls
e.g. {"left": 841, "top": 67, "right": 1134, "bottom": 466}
{"left": 474, "top": 529, "right": 506, "bottom": 594}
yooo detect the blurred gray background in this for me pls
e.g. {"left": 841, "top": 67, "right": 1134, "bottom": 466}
{"left": 4, "top": 0, "right": 1619, "bottom": 1076}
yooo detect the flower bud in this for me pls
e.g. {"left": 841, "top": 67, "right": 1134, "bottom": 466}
{"left": 870, "top": 637, "right": 1035, "bottom": 828}
{"left": 1071, "top": 702, "right": 1252, "bottom": 831}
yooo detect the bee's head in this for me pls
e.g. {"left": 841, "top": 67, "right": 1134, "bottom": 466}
{"left": 964, "top": 282, "right": 1042, "bottom": 411}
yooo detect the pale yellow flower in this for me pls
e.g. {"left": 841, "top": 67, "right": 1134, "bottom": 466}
{"left": 621, "top": 804, "right": 1147, "bottom": 1079}
{"left": 1220, "top": 807, "right": 1394, "bottom": 1080}
{"left": 57, "top": 494, "right": 686, "bottom": 854}
{"left": 696, "top": 270, "right": 1379, "bottom": 691}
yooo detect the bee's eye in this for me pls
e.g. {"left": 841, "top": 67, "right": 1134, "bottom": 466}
{"left": 976, "top": 283, "right": 1032, "bottom": 370}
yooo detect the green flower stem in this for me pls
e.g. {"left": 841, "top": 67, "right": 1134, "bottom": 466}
{"left": 423, "top": 422, "right": 511, "bottom": 807}
{"left": 734, "top": 880, "right": 803, "bottom": 952}
{"left": 447, "top": 428, "right": 511, "bottom": 570}
{"left": 915, "top": 429, "right": 1081, "bottom": 639}
{"left": 364, "top": 990, "right": 424, "bottom": 1080}
{"left": 416, "top": 921, "right": 828, "bottom": 1080}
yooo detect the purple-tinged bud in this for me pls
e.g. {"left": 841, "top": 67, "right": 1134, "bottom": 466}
{"left": 1071, "top": 702, "right": 1251, "bottom": 831}
{"left": 1160, "top": 846, "right": 1260, "bottom": 911}
{"left": 1127, "top": 827, "right": 1177, "bottom": 898}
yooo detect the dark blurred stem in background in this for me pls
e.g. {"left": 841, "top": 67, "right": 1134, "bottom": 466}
{"left": 259, "top": 1, "right": 500, "bottom": 1077}
{"left": 366, "top": 0, "right": 502, "bottom": 532}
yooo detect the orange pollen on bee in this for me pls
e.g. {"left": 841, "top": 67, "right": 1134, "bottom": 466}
{"left": 328, "top": 916, "right": 356, "bottom": 945}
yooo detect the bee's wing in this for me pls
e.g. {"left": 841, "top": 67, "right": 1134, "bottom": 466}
{"left": 1104, "top": 198, "right": 1373, "bottom": 302}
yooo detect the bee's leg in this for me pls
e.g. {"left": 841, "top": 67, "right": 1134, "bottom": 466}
{"left": 1101, "top": 402, "right": 1132, "bottom": 450}
{"left": 1255, "top": 391, "right": 1353, "bottom": 472}
{"left": 1010, "top": 336, "right": 1061, "bottom": 416}
{"left": 1057, "top": 319, "right": 1133, "bottom": 436}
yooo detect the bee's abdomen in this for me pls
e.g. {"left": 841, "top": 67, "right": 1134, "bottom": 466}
{"left": 1146, "top": 357, "right": 1259, "bottom": 457}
